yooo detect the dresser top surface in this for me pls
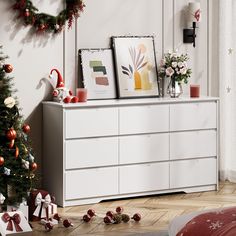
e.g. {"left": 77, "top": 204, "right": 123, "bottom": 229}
{"left": 43, "top": 96, "right": 219, "bottom": 109}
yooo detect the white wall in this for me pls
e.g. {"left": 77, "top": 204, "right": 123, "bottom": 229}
{"left": 0, "top": 0, "right": 217, "bottom": 176}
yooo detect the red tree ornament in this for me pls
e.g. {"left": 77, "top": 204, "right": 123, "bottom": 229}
{"left": 103, "top": 216, "right": 113, "bottom": 224}
{"left": 106, "top": 211, "right": 115, "bottom": 219}
{"left": 63, "top": 219, "right": 73, "bottom": 228}
{"left": 6, "top": 128, "right": 17, "bottom": 140}
{"left": 45, "top": 222, "right": 53, "bottom": 232}
{"left": 8, "top": 139, "right": 15, "bottom": 149}
{"left": 15, "top": 146, "right": 19, "bottom": 158}
{"left": 3, "top": 64, "right": 13, "bottom": 73}
{"left": 24, "top": 9, "right": 30, "bottom": 17}
{"left": 82, "top": 214, "right": 91, "bottom": 223}
{"left": 31, "top": 162, "right": 37, "bottom": 171}
{"left": 116, "top": 206, "right": 124, "bottom": 214}
{"left": 87, "top": 209, "right": 96, "bottom": 218}
{"left": 132, "top": 213, "right": 141, "bottom": 222}
{"left": 22, "top": 124, "right": 30, "bottom": 133}
{"left": 0, "top": 157, "right": 4, "bottom": 166}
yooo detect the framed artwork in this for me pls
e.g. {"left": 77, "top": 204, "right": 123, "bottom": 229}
{"left": 112, "top": 36, "right": 159, "bottom": 98}
{"left": 79, "top": 48, "right": 117, "bottom": 100}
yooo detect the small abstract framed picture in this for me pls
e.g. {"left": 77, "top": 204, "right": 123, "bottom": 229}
{"left": 112, "top": 36, "right": 159, "bottom": 98}
{"left": 79, "top": 48, "right": 116, "bottom": 100}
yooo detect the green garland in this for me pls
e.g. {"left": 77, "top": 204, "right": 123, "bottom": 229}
{"left": 12, "top": 0, "right": 85, "bottom": 34}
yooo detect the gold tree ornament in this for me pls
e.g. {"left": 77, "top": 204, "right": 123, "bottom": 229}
{"left": 12, "top": 0, "right": 85, "bottom": 34}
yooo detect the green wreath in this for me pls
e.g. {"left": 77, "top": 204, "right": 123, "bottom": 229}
{"left": 12, "top": 0, "right": 85, "bottom": 34}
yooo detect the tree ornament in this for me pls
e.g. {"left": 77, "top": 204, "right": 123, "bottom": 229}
{"left": 28, "top": 153, "right": 34, "bottom": 162}
{"left": 4, "top": 167, "right": 11, "bottom": 176}
{"left": 45, "top": 222, "right": 53, "bottom": 232}
{"left": 71, "top": 96, "right": 79, "bottom": 103}
{"left": 53, "top": 213, "right": 61, "bottom": 222}
{"left": 4, "top": 97, "right": 16, "bottom": 108}
{"left": 121, "top": 214, "right": 130, "bottom": 223}
{"left": 31, "top": 162, "right": 37, "bottom": 171}
{"left": 22, "top": 124, "right": 30, "bottom": 133}
{"left": 63, "top": 219, "right": 73, "bottom": 228}
{"left": 15, "top": 146, "right": 19, "bottom": 158}
{"left": 22, "top": 159, "right": 29, "bottom": 170}
{"left": 116, "top": 206, "right": 124, "bottom": 214}
{"left": 6, "top": 128, "right": 17, "bottom": 140}
{"left": 24, "top": 9, "right": 30, "bottom": 17}
{"left": 3, "top": 64, "right": 13, "bottom": 73}
{"left": 103, "top": 216, "right": 113, "bottom": 225}
{"left": 0, "top": 193, "right": 5, "bottom": 204}
{"left": 12, "top": 0, "right": 85, "bottom": 34}
{"left": 87, "top": 209, "right": 96, "bottom": 218}
{"left": 0, "top": 157, "right": 4, "bottom": 166}
{"left": 113, "top": 214, "right": 122, "bottom": 224}
{"left": 8, "top": 139, "right": 15, "bottom": 149}
{"left": 82, "top": 214, "right": 91, "bottom": 223}
{"left": 131, "top": 213, "right": 141, "bottom": 222}
{"left": 106, "top": 211, "right": 115, "bottom": 219}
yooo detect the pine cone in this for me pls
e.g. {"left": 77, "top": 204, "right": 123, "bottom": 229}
{"left": 113, "top": 214, "right": 122, "bottom": 224}
{"left": 121, "top": 214, "right": 130, "bottom": 223}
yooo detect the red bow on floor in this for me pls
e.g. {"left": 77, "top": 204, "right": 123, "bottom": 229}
{"left": 2, "top": 212, "right": 23, "bottom": 232}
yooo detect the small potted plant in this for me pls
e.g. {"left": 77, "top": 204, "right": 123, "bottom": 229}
{"left": 158, "top": 52, "right": 192, "bottom": 97}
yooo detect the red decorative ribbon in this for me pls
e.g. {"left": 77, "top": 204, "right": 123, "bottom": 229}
{"left": 2, "top": 212, "right": 23, "bottom": 232}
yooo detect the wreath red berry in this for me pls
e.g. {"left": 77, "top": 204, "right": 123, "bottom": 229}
{"left": 12, "top": 0, "right": 85, "bottom": 34}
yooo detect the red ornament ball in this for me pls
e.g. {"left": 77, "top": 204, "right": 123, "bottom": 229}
{"left": 63, "top": 219, "right": 73, "bottom": 228}
{"left": 103, "top": 216, "right": 113, "bottom": 224}
{"left": 45, "top": 222, "right": 53, "bottom": 232}
{"left": 87, "top": 209, "right": 96, "bottom": 218}
{"left": 0, "top": 157, "right": 4, "bottom": 166}
{"left": 63, "top": 96, "right": 71, "bottom": 103}
{"left": 6, "top": 128, "right": 17, "bottom": 140}
{"left": 83, "top": 214, "right": 91, "bottom": 223}
{"left": 3, "top": 64, "right": 13, "bottom": 73}
{"left": 106, "top": 211, "right": 115, "bottom": 219}
{"left": 8, "top": 139, "right": 15, "bottom": 149}
{"left": 31, "top": 162, "right": 37, "bottom": 171}
{"left": 53, "top": 213, "right": 61, "bottom": 222}
{"left": 132, "top": 213, "right": 141, "bottom": 222}
{"left": 22, "top": 124, "right": 30, "bottom": 133}
{"left": 116, "top": 206, "right": 124, "bottom": 214}
{"left": 71, "top": 96, "right": 79, "bottom": 103}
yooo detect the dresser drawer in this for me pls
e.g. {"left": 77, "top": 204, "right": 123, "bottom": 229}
{"left": 65, "top": 108, "right": 118, "bottom": 139}
{"left": 65, "top": 137, "right": 118, "bottom": 169}
{"left": 170, "top": 158, "right": 217, "bottom": 188}
{"left": 65, "top": 167, "right": 118, "bottom": 200}
{"left": 120, "top": 133, "right": 169, "bottom": 164}
{"left": 170, "top": 102, "right": 217, "bottom": 131}
{"left": 120, "top": 163, "right": 169, "bottom": 194}
{"left": 119, "top": 105, "right": 169, "bottom": 135}
{"left": 170, "top": 130, "right": 217, "bottom": 160}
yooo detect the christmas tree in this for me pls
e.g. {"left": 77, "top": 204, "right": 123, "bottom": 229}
{"left": 0, "top": 46, "right": 37, "bottom": 207}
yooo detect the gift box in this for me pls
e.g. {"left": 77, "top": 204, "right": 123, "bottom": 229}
{"left": 0, "top": 211, "right": 32, "bottom": 236}
{"left": 28, "top": 189, "right": 57, "bottom": 221}
{"left": 7, "top": 202, "right": 29, "bottom": 221}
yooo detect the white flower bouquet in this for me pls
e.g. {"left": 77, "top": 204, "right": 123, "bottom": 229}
{"left": 158, "top": 52, "right": 192, "bottom": 84}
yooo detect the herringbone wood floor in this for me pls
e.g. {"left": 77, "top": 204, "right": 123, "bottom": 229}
{"left": 31, "top": 182, "right": 236, "bottom": 235}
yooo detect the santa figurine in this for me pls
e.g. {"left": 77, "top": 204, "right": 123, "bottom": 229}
{"left": 49, "top": 69, "right": 73, "bottom": 103}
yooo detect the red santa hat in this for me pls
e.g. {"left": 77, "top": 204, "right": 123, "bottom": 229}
{"left": 50, "top": 68, "right": 64, "bottom": 88}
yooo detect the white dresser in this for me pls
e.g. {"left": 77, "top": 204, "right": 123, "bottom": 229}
{"left": 42, "top": 97, "right": 219, "bottom": 207}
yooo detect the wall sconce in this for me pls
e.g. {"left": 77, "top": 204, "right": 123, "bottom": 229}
{"left": 183, "top": 2, "right": 201, "bottom": 47}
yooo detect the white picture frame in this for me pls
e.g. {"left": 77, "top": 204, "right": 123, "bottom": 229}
{"left": 79, "top": 48, "right": 117, "bottom": 100}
